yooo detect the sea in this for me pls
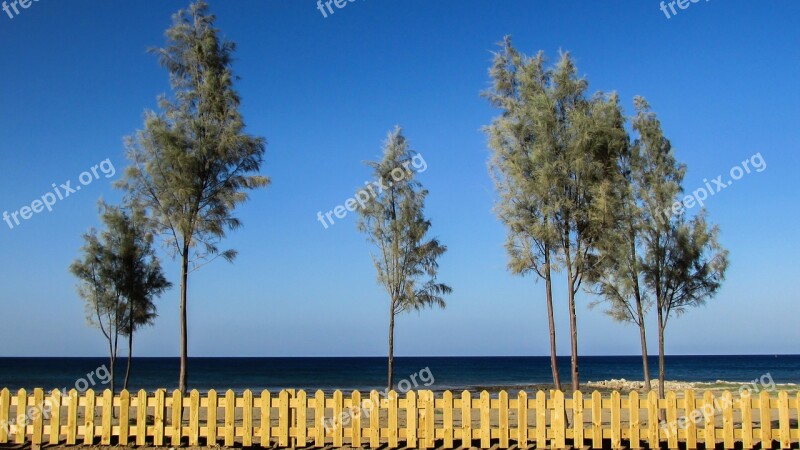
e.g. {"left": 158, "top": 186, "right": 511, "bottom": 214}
{"left": 0, "top": 355, "right": 798, "bottom": 393}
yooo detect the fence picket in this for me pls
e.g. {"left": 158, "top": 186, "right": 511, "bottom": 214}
{"left": 48, "top": 389, "right": 62, "bottom": 445}
{"left": 189, "top": 390, "right": 200, "bottom": 446}
{"left": 740, "top": 390, "right": 753, "bottom": 449}
{"left": 460, "top": 391, "right": 471, "bottom": 448}
{"left": 313, "top": 390, "right": 323, "bottom": 447}
{"left": 647, "top": 390, "right": 659, "bottom": 449}
{"left": 442, "top": 390, "right": 453, "bottom": 448}
{"left": 0, "top": 388, "right": 9, "bottom": 444}
{"left": 243, "top": 390, "right": 254, "bottom": 447}
{"left": 15, "top": 388, "right": 27, "bottom": 444}
{"left": 722, "top": 391, "right": 734, "bottom": 449}
{"left": 536, "top": 390, "right": 547, "bottom": 448}
{"left": 136, "top": 390, "right": 148, "bottom": 446}
{"left": 666, "top": 391, "right": 677, "bottom": 449}
{"left": 83, "top": 389, "right": 94, "bottom": 446}
{"left": 703, "top": 391, "right": 715, "bottom": 450}
{"left": 100, "top": 389, "right": 111, "bottom": 445}
{"left": 685, "top": 389, "right": 697, "bottom": 450}
{"left": 370, "top": 390, "right": 381, "bottom": 448}
{"left": 32, "top": 388, "right": 44, "bottom": 446}
{"left": 628, "top": 391, "right": 640, "bottom": 449}
{"left": 479, "top": 390, "right": 490, "bottom": 449}
{"left": 66, "top": 389, "right": 78, "bottom": 445}
{"left": 331, "top": 390, "right": 342, "bottom": 447}
{"left": 759, "top": 390, "right": 772, "bottom": 448}
{"left": 350, "top": 390, "right": 360, "bottom": 448}
{"left": 154, "top": 389, "right": 165, "bottom": 446}
{"left": 593, "top": 390, "right": 603, "bottom": 449}
{"left": 407, "top": 390, "right": 418, "bottom": 448}
{"left": 260, "top": 390, "right": 271, "bottom": 447}
{"left": 206, "top": 390, "right": 217, "bottom": 446}
{"left": 388, "top": 390, "right": 398, "bottom": 448}
{"left": 516, "top": 391, "right": 527, "bottom": 448}
{"left": 172, "top": 389, "right": 183, "bottom": 446}
{"left": 779, "top": 390, "right": 790, "bottom": 449}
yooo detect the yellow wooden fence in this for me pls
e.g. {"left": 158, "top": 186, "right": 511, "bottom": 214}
{"left": 0, "top": 387, "right": 798, "bottom": 449}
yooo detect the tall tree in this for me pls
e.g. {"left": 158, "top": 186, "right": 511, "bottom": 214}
{"left": 632, "top": 98, "right": 728, "bottom": 399}
{"left": 485, "top": 38, "right": 626, "bottom": 392}
{"left": 119, "top": 1, "right": 269, "bottom": 392}
{"left": 357, "top": 128, "right": 451, "bottom": 391}
{"left": 484, "top": 39, "right": 563, "bottom": 391}
{"left": 117, "top": 205, "right": 172, "bottom": 391}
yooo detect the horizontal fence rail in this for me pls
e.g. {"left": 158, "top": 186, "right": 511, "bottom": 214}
{"left": 0, "top": 388, "right": 798, "bottom": 449}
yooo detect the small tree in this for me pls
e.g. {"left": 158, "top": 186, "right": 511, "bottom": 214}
{"left": 119, "top": 1, "right": 269, "bottom": 392}
{"left": 71, "top": 226, "right": 122, "bottom": 394}
{"left": 117, "top": 205, "right": 171, "bottom": 391}
{"left": 357, "top": 128, "right": 451, "bottom": 391}
{"left": 632, "top": 99, "right": 729, "bottom": 399}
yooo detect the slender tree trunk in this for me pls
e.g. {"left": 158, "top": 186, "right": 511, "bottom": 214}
{"left": 387, "top": 302, "right": 395, "bottom": 392}
{"left": 563, "top": 229, "right": 580, "bottom": 393}
{"left": 657, "top": 307, "right": 666, "bottom": 401}
{"left": 179, "top": 243, "right": 190, "bottom": 394}
{"left": 124, "top": 329, "right": 133, "bottom": 392}
{"left": 635, "top": 295, "right": 652, "bottom": 391}
{"left": 628, "top": 225, "right": 652, "bottom": 391}
{"left": 567, "top": 277, "right": 579, "bottom": 392}
{"left": 107, "top": 338, "right": 116, "bottom": 396}
{"left": 544, "top": 252, "right": 562, "bottom": 392}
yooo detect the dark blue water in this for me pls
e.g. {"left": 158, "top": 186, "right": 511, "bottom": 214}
{"left": 0, "top": 356, "right": 798, "bottom": 393}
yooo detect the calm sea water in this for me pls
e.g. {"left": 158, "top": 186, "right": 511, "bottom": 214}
{"left": 0, "top": 356, "right": 798, "bottom": 393}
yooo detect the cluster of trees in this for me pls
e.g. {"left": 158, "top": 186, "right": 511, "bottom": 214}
{"left": 70, "top": 3, "right": 727, "bottom": 399}
{"left": 484, "top": 38, "right": 728, "bottom": 399}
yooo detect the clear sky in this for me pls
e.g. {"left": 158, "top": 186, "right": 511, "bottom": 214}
{"left": 0, "top": 1, "right": 798, "bottom": 358}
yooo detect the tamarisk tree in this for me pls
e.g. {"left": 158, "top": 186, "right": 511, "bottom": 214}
{"left": 119, "top": 1, "right": 269, "bottom": 392}
{"left": 357, "top": 127, "right": 451, "bottom": 391}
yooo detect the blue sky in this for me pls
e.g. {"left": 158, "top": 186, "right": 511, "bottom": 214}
{"left": 0, "top": 1, "right": 798, "bottom": 358}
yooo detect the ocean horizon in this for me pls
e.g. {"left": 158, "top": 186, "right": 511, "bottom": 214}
{"left": 1, "top": 355, "right": 798, "bottom": 393}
